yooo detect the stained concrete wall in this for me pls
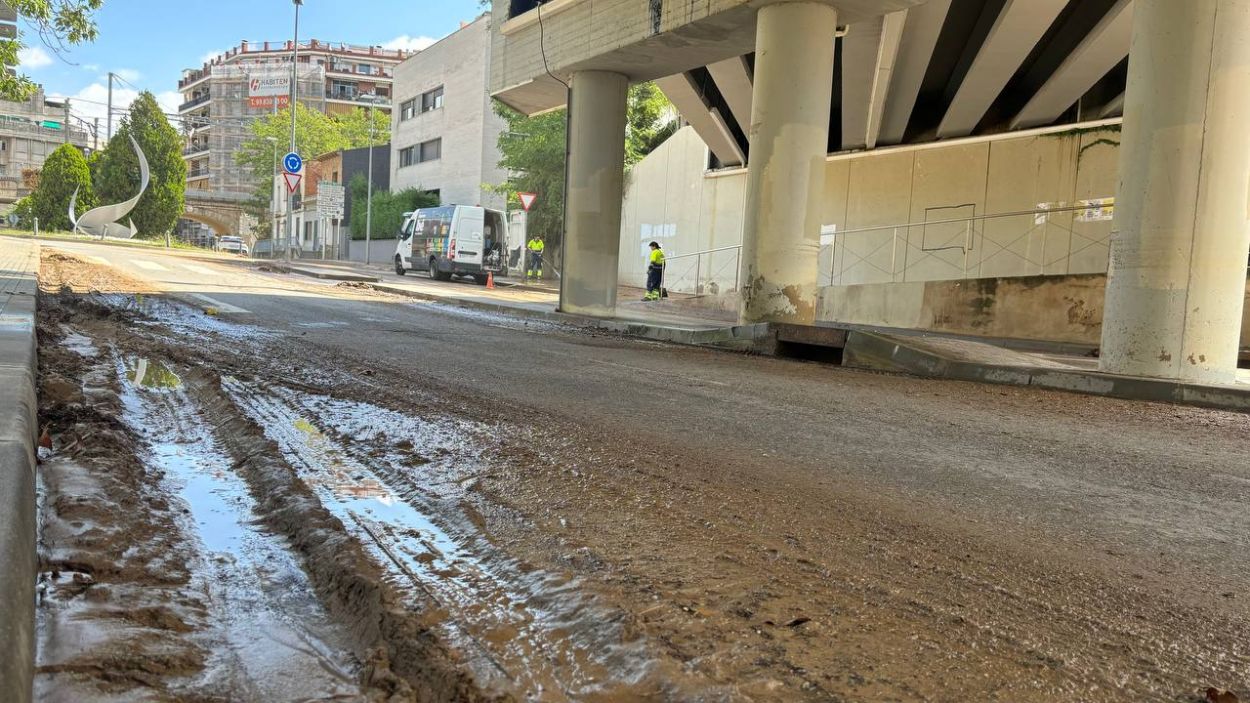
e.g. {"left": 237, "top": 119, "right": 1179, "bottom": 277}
{"left": 818, "top": 275, "right": 1250, "bottom": 350}
{"left": 620, "top": 122, "right": 1132, "bottom": 341}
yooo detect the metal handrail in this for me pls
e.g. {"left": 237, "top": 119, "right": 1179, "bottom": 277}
{"left": 664, "top": 244, "right": 742, "bottom": 294}
{"left": 835, "top": 203, "right": 1104, "bottom": 236}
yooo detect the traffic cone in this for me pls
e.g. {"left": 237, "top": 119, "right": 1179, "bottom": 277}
{"left": 486, "top": 272, "right": 495, "bottom": 289}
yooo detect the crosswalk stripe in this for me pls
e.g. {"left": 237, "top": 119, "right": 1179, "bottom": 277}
{"left": 181, "top": 263, "right": 216, "bottom": 276}
{"left": 133, "top": 260, "right": 167, "bottom": 271}
{"left": 187, "top": 293, "right": 250, "bottom": 314}
{"left": 84, "top": 255, "right": 110, "bottom": 266}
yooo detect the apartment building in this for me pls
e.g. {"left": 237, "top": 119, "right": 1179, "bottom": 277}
{"left": 0, "top": 88, "right": 91, "bottom": 205}
{"left": 390, "top": 14, "right": 507, "bottom": 209}
{"left": 178, "top": 39, "right": 411, "bottom": 195}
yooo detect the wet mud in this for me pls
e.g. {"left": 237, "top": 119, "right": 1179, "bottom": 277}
{"left": 33, "top": 250, "right": 1250, "bottom": 702}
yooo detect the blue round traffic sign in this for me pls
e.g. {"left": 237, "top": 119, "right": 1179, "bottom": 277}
{"left": 283, "top": 152, "right": 303, "bottom": 173}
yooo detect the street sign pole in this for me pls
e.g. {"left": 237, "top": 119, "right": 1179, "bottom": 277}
{"left": 286, "top": 0, "right": 302, "bottom": 263}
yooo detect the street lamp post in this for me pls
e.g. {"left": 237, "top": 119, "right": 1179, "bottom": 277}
{"left": 265, "top": 136, "right": 279, "bottom": 257}
{"left": 285, "top": 0, "right": 302, "bottom": 264}
{"left": 365, "top": 101, "right": 375, "bottom": 265}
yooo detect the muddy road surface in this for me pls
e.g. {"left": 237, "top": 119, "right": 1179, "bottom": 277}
{"left": 29, "top": 242, "right": 1250, "bottom": 702}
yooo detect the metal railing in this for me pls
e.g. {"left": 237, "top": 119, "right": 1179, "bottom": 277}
{"left": 826, "top": 202, "right": 1114, "bottom": 287}
{"left": 652, "top": 202, "right": 1116, "bottom": 294}
{"left": 664, "top": 244, "right": 742, "bottom": 295}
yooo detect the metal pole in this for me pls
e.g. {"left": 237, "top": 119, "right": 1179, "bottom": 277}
{"left": 365, "top": 103, "right": 374, "bottom": 266}
{"left": 286, "top": 0, "right": 301, "bottom": 263}
{"left": 106, "top": 72, "right": 113, "bottom": 142}
{"left": 92, "top": 117, "right": 99, "bottom": 151}
{"left": 62, "top": 99, "right": 70, "bottom": 144}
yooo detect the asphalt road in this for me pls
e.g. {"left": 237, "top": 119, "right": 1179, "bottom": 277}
{"left": 36, "top": 238, "right": 1250, "bottom": 700}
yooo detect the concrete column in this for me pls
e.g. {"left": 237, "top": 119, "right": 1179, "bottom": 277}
{"left": 559, "top": 70, "right": 628, "bottom": 318}
{"left": 1100, "top": 0, "right": 1250, "bottom": 383}
{"left": 739, "top": 1, "right": 838, "bottom": 324}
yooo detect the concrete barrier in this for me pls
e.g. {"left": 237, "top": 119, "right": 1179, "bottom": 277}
{"left": 0, "top": 240, "right": 38, "bottom": 703}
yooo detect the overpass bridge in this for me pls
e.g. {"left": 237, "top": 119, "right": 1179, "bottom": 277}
{"left": 490, "top": 0, "right": 1250, "bottom": 386}
{"left": 182, "top": 190, "right": 257, "bottom": 240}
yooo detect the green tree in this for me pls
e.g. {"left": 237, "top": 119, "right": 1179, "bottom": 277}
{"left": 237, "top": 104, "right": 389, "bottom": 237}
{"left": 492, "top": 81, "right": 675, "bottom": 268}
{"left": 30, "top": 143, "right": 94, "bottom": 231}
{"left": 0, "top": 1, "right": 103, "bottom": 101}
{"left": 493, "top": 102, "right": 567, "bottom": 255}
{"left": 626, "top": 82, "right": 679, "bottom": 169}
{"left": 94, "top": 92, "right": 186, "bottom": 238}
{"left": 347, "top": 173, "right": 438, "bottom": 240}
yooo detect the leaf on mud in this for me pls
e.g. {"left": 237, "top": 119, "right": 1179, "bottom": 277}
{"left": 1207, "top": 689, "right": 1240, "bottom": 703}
{"left": 785, "top": 617, "right": 811, "bottom": 628}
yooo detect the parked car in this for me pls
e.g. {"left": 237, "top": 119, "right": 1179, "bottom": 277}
{"left": 216, "top": 236, "right": 249, "bottom": 256}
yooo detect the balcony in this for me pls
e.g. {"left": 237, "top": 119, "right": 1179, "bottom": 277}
{"left": 179, "top": 94, "right": 211, "bottom": 113}
{"left": 325, "top": 91, "right": 392, "bottom": 108}
{"left": 187, "top": 167, "right": 210, "bottom": 180}
{"left": 183, "top": 144, "right": 210, "bottom": 158}
{"left": 326, "top": 64, "right": 394, "bottom": 80}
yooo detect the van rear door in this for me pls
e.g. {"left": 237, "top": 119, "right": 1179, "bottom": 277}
{"left": 455, "top": 207, "right": 485, "bottom": 267}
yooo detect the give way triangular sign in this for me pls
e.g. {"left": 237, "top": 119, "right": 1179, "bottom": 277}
{"left": 283, "top": 171, "right": 302, "bottom": 193}
{"left": 518, "top": 192, "right": 537, "bottom": 211}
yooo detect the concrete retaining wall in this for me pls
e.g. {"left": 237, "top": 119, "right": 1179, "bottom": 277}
{"left": 343, "top": 238, "right": 400, "bottom": 266}
{"left": 0, "top": 240, "right": 39, "bottom": 703}
{"left": 817, "top": 274, "right": 1250, "bottom": 348}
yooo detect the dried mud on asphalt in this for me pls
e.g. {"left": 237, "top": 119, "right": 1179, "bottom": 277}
{"left": 32, "top": 250, "right": 1250, "bottom": 702}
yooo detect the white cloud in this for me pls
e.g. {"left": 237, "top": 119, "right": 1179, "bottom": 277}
{"left": 382, "top": 35, "right": 437, "bottom": 52}
{"left": 114, "top": 68, "right": 143, "bottom": 83}
{"left": 82, "top": 63, "right": 100, "bottom": 73}
{"left": 18, "top": 46, "right": 53, "bottom": 70}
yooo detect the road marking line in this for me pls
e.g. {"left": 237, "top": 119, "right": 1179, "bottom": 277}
{"left": 181, "top": 263, "right": 216, "bottom": 276}
{"left": 187, "top": 293, "right": 250, "bottom": 314}
{"left": 133, "top": 260, "right": 167, "bottom": 271}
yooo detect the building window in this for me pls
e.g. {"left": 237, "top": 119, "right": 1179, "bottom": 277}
{"left": 358, "top": 63, "right": 373, "bottom": 75}
{"left": 400, "top": 139, "right": 441, "bottom": 168}
{"left": 400, "top": 98, "right": 416, "bottom": 121}
{"left": 420, "top": 86, "right": 444, "bottom": 113}
{"left": 330, "top": 80, "right": 358, "bottom": 100}
{"left": 419, "top": 138, "right": 441, "bottom": 163}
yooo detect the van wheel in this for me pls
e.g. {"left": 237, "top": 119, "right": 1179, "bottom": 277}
{"left": 394, "top": 255, "right": 406, "bottom": 276}
{"left": 472, "top": 274, "right": 488, "bottom": 285}
{"left": 427, "top": 258, "right": 439, "bottom": 280}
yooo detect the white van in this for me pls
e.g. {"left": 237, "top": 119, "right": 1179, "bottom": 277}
{"left": 394, "top": 205, "right": 508, "bottom": 284}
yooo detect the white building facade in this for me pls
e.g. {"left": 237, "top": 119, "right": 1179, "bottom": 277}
{"left": 390, "top": 14, "right": 507, "bottom": 209}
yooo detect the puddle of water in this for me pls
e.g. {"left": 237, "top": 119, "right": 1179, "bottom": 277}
{"left": 59, "top": 326, "right": 99, "bottom": 357}
{"left": 126, "top": 357, "right": 183, "bottom": 389}
{"left": 222, "top": 378, "right": 658, "bottom": 700}
{"left": 114, "top": 353, "right": 364, "bottom": 701}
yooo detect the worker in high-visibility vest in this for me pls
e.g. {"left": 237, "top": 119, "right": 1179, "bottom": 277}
{"left": 643, "top": 241, "right": 665, "bottom": 301}
{"left": 526, "top": 236, "right": 545, "bottom": 281}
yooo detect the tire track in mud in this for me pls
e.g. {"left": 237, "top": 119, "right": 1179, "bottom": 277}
{"left": 110, "top": 349, "right": 367, "bottom": 701}
{"left": 218, "top": 378, "right": 674, "bottom": 701}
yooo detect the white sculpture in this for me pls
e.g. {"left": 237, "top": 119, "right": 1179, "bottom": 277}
{"left": 70, "top": 134, "right": 150, "bottom": 239}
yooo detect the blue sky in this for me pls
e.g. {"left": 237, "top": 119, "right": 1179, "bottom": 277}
{"left": 15, "top": 0, "right": 484, "bottom": 129}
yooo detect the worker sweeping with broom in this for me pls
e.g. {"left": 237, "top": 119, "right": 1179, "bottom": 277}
{"left": 643, "top": 241, "right": 665, "bottom": 301}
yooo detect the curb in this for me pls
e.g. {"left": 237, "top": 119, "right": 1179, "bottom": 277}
{"left": 0, "top": 246, "right": 38, "bottom": 703}
{"left": 265, "top": 263, "right": 380, "bottom": 283}
{"left": 843, "top": 330, "right": 1250, "bottom": 413}
{"left": 369, "top": 282, "right": 771, "bottom": 350}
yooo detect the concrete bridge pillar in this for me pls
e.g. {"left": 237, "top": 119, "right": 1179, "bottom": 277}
{"left": 559, "top": 70, "right": 628, "bottom": 318}
{"left": 1100, "top": 0, "right": 1250, "bottom": 383}
{"left": 739, "top": 1, "right": 839, "bottom": 325}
